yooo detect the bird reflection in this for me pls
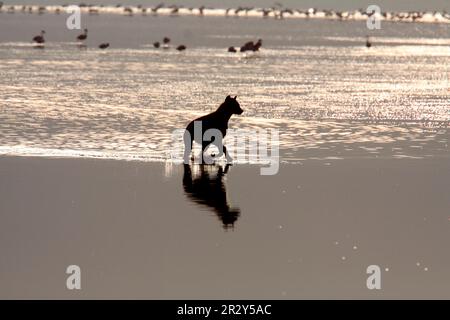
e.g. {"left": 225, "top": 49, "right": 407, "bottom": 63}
{"left": 183, "top": 164, "right": 240, "bottom": 230}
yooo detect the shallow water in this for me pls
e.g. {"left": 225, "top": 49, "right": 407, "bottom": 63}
{"left": 0, "top": 13, "right": 449, "bottom": 163}
{"left": 1, "top": 10, "right": 450, "bottom": 299}
{"left": 1, "top": 157, "right": 449, "bottom": 298}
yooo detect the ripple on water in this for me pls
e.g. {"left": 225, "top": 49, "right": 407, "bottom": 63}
{"left": 0, "top": 44, "right": 448, "bottom": 162}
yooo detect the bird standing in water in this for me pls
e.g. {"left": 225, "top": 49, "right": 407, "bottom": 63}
{"left": 240, "top": 39, "right": 262, "bottom": 52}
{"left": 77, "top": 28, "right": 88, "bottom": 42}
{"left": 33, "top": 30, "right": 45, "bottom": 44}
{"left": 163, "top": 37, "right": 171, "bottom": 48}
{"left": 366, "top": 35, "right": 372, "bottom": 48}
{"left": 253, "top": 39, "right": 262, "bottom": 51}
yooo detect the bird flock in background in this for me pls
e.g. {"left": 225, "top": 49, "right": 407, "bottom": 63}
{"left": 31, "top": 28, "right": 110, "bottom": 49}
{"left": 2, "top": 2, "right": 449, "bottom": 23}
{"left": 29, "top": 26, "right": 263, "bottom": 52}
{"left": 153, "top": 37, "right": 186, "bottom": 51}
{"left": 8, "top": 0, "right": 432, "bottom": 50}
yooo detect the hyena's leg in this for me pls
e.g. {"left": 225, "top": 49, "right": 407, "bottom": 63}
{"left": 183, "top": 130, "right": 193, "bottom": 164}
{"left": 212, "top": 138, "right": 224, "bottom": 158}
{"left": 201, "top": 141, "right": 211, "bottom": 164}
{"left": 223, "top": 145, "right": 233, "bottom": 163}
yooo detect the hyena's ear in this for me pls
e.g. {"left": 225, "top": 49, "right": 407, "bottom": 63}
{"left": 226, "top": 95, "right": 231, "bottom": 100}
{"left": 233, "top": 96, "right": 237, "bottom": 99}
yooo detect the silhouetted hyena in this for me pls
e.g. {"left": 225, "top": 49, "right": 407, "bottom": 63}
{"left": 184, "top": 95, "right": 243, "bottom": 163}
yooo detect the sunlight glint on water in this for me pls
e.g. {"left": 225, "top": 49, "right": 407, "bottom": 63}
{"left": 0, "top": 16, "right": 448, "bottom": 162}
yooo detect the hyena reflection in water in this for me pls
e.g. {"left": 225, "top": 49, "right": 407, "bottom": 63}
{"left": 182, "top": 164, "right": 240, "bottom": 230}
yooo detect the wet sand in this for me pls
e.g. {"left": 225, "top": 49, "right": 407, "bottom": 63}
{"left": 0, "top": 155, "right": 449, "bottom": 299}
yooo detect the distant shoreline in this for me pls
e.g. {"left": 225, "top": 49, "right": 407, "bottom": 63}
{"left": 1, "top": 4, "right": 450, "bottom": 25}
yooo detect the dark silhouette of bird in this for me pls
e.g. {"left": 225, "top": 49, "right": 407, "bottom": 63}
{"left": 153, "top": 41, "right": 160, "bottom": 48}
{"left": 228, "top": 46, "right": 237, "bottom": 53}
{"left": 98, "top": 43, "right": 109, "bottom": 49}
{"left": 260, "top": 8, "right": 272, "bottom": 17}
{"left": 151, "top": 3, "right": 164, "bottom": 13}
{"left": 253, "top": 39, "right": 262, "bottom": 51}
{"left": 176, "top": 45, "right": 186, "bottom": 51}
{"left": 162, "top": 37, "right": 171, "bottom": 49}
{"left": 240, "top": 39, "right": 262, "bottom": 52}
{"left": 240, "top": 41, "right": 254, "bottom": 52}
{"left": 366, "top": 35, "right": 372, "bottom": 48}
{"left": 33, "top": 30, "right": 45, "bottom": 44}
{"left": 77, "top": 28, "right": 88, "bottom": 41}
{"left": 123, "top": 7, "right": 133, "bottom": 15}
